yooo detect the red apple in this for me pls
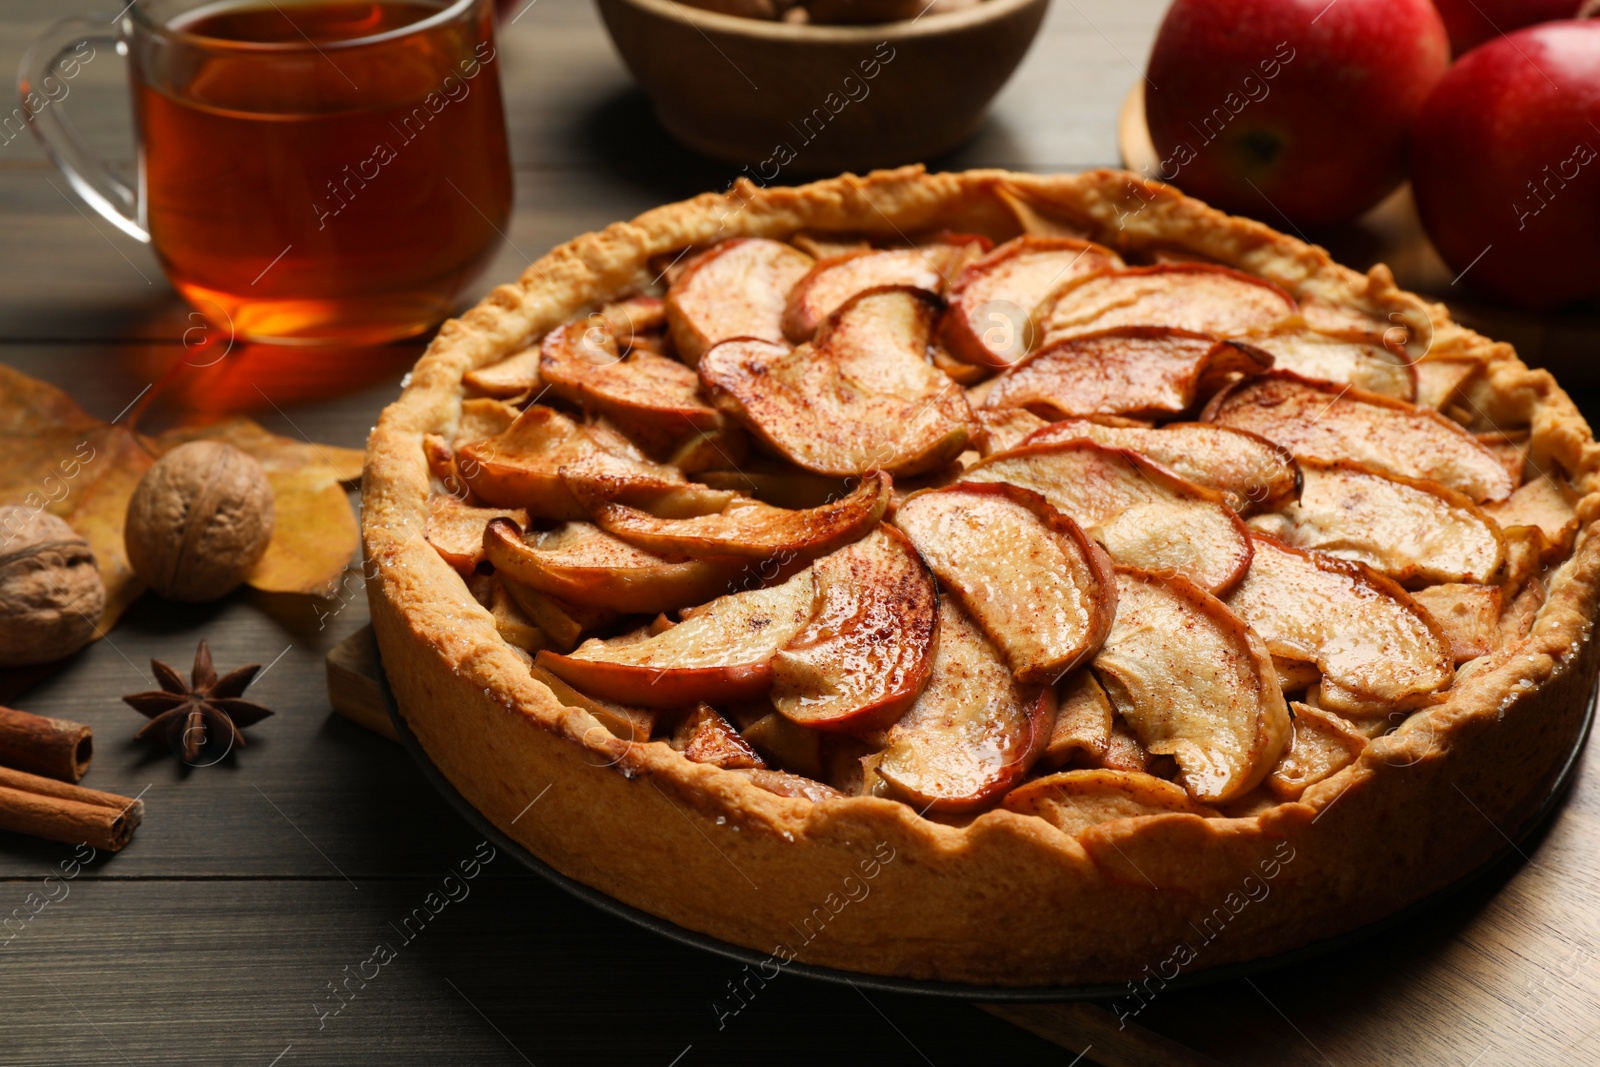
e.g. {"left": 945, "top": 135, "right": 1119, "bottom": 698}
{"left": 1432, "top": 0, "right": 1583, "bottom": 55}
{"left": 1410, "top": 21, "right": 1600, "bottom": 311}
{"left": 1145, "top": 0, "right": 1450, "bottom": 229}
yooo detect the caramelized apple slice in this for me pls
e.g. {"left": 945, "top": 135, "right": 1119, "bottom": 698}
{"left": 1485, "top": 472, "right": 1580, "bottom": 561}
{"left": 942, "top": 236, "right": 1125, "bottom": 368}
{"left": 666, "top": 238, "right": 814, "bottom": 365}
{"left": 984, "top": 327, "right": 1272, "bottom": 420}
{"left": 528, "top": 663, "right": 658, "bottom": 743}
{"left": 973, "top": 407, "right": 1051, "bottom": 457}
{"left": 1204, "top": 372, "right": 1515, "bottom": 503}
{"left": 675, "top": 705, "right": 765, "bottom": 769}
{"left": 771, "top": 527, "right": 939, "bottom": 732}
{"left": 701, "top": 288, "right": 972, "bottom": 477}
{"left": 536, "top": 568, "right": 817, "bottom": 707}
{"left": 740, "top": 711, "right": 824, "bottom": 778}
{"left": 425, "top": 496, "right": 529, "bottom": 574}
{"left": 1022, "top": 419, "right": 1300, "bottom": 512}
{"left": 963, "top": 441, "right": 1253, "bottom": 594}
{"left": 1243, "top": 328, "right": 1415, "bottom": 400}
{"left": 1002, "top": 769, "right": 1216, "bottom": 833}
{"left": 783, "top": 242, "right": 977, "bottom": 342}
{"left": 588, "top": 470, "right": 889, "bottom": 562}
{"left": 1411, "top": 583, "right": 1502, "bottom": 664}
{"left": 872, "top": 598, "right": 1054, "bottom": 812}
{"left": 1043, "top": 670, "right": 1114, "bottom": 768}
{"left": 456, "top": 405, "right": 733, "bottom": 519}
{"left": 483, "top": 518, "right": 748, "bottom": 615}
{"left": 538, "top": 321, "right": 722, "bottom": 453}
{"left": 1038, "top": 265, "right": 1295, "bottom": 344}
{"left": 1264, "top": 703, "right": 1368, "bottom": 801}
{"left": 454, "top": 397, "right": 521, "bottom": 446}
{"left": 1247, "top": 459, "right": 1504, "bottom": 585}
{"left": 463, "top": 348, "right": 541, "bottom": 399}
{"left": 1223, "top": 535, "right": 1453, "bottom": 717}
{"left": 894, "top": 483, "right": 1116, "bottom": 684}
{"left": 1091, "top": 567, "right": 1291, "bottom": 803}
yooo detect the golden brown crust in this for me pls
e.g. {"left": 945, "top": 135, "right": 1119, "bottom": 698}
{"left": 364, "top": 166, "right": 1600, "bottom": 985}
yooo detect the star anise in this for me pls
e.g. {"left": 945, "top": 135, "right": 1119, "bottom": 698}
{"left": 123, "top": 640, "right": 273, "bottom": 762}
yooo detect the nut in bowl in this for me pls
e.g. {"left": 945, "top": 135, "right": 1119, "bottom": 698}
{"left": 596, "top": 0, "right": 1049, "bottom": 174}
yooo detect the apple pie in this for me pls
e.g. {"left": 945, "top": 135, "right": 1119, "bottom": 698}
{"left": 363, "top": 167, "right": 1600, "bottom": 985}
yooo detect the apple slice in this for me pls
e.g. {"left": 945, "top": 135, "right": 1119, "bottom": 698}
{"left": 730, "top": 767, "right": 845, "bottom": 803}
{"left": 1022, "top": 419, "right": 1300, "bottom": 513}
{"left": 974, "top": 407, "right": 1051, "bottom": 457}
{"left": 942, "top": 236, "right": 1125, "bottom": 368}
{"left": 740, "top": 711, "right": 824, "bottom": 778}
{"left": 597, "top": 294, "right": 668, "bottom": 349}
{"left": 587, "top": 470, "right": 889, "bottom": 562}
{"left": 1486, "top": 472, "right": 1580, "bottom": 561}
{"left": 963, "top": 440, "right": 1254, "bottom": 594}
{"left": 1002, "top": 769, "right": 1216, "bottom": 834}
{"left": 456, "top": 405, "right": 733, "bottom": 520}
{"left": 1203, "top": 371, "right": 1515, "bottom": 503}
{"left": 894, "top": 483, "right": 1116, "bottom": 684}
{"left": 1037, "top": 265, "right": 1296, "bottom": 344}
{"left": 463, "top": 347, "right": 541, "bottom": 399}
{"left": 872, "top": 598, "right": 1054, "bottom": 812}
{"left": 984, "top": 327, "right": 1272, "bottom": 420}
{"left": 1413, "top": 358, "right": 1480, "bottom": 410}
{"left": 454, "top": 398, "right": 522, "bottom": 447}
{"left": 666, "top": 238, "right": 815, "bottom": 365}
{"left": 425, "top": 495, "right": 529, "bottom": 574}
{"left": 1091, "top": 566, "right": 1291, "bottom": 804}
{"left": 674, "top": 705, "right": 766, "bottom": 769}
{"left": 783, "top": 241, "right": 981, "bottom": 342}
{"left": 1411, "top": 583, "right": 1502, "bottom": 664}
{"left": 692, "top": 460, "right": 851, "bottom": 510}
{"left": 1242, "top": 328, "right": 1416, "bottom": 400}
{"left": 535, "top": 567, "right": 818, "bottom": 707}
{"left": 1043, "top": 670, "right": 1114, "bottom": 768}
{"left": 538, "top": 321, "right": 723, "bottom": 453}
{"left": 1101, "top": 715, "right": 1156, "bottom": 774}
{"left": 499, "top": 577, "right": 618, "bottom": 652}
{"left": 1264, "top": 703, "right": 1368, "bottom": 801}
{"left": 1223, "top": 534, "right": 1454, "bottom": 718}
{"left": 482, "top": 518, "right": 748, "bottom": 615}
{"left": 770, "top": 527, "right": 939, "bottom": 732}
{"left": 488, "top": 579, "right": 550, "bottom": 655}
{"left": 528, "top": 663, "right": 658, "bottom": 743}
{"left": 700, "top": 288, "right": 972, "bottom": 477}
{"left": 1247, "top": 459, "right": 1504, "bottom": 585}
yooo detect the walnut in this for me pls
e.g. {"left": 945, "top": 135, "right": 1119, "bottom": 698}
{"left": 0, "top": 507, "right": 106, "bottom": 667}
{"left": 124, "top": 441, "right": 276, "bottom": 603}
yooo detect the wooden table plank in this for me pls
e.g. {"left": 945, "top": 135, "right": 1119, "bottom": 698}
{"left": 0, "top": 876, "right": 1061, "bottom": 1064}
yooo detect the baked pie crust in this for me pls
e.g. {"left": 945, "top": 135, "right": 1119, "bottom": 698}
{"left": 363, "top": 167, "right": 1600, "bottom": 985}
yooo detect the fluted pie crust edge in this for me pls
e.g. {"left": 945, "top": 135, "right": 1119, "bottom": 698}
{"left": 362, "top": 166, "right": 1600, "bottom": 985}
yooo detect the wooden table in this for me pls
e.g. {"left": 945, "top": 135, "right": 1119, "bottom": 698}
{"left": 2, "top": 0, "right": 1597, "bottom": 1062}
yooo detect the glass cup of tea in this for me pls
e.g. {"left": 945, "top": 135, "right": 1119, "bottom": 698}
{"left": 21, "top": 0, "right": 513, "bottom": 345}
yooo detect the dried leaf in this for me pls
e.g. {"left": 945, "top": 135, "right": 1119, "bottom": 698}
{"left": 0, "top": 365, "right": 154, "bottom": 630}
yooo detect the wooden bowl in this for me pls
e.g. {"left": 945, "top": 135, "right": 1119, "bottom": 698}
{"left": 595, "top": 0, "right": 1050, "bottom": 174}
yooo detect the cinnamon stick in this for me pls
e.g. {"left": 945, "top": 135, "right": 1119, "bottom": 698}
{"left": 0, "top": 705, "right": 92, "bottom": 782}
{"left": 0, "top": 766, "right": 141, "bottom": 851}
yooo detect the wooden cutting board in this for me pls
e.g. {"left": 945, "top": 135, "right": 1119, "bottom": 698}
{"left": 328, "top": 627, "right": 1600, "bottom": 1064}
{"left": 1117, "top": 84, "right": 1600, "bottom": 390}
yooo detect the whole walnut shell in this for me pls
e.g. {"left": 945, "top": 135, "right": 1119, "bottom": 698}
{"left": 124, "top": 441, "right": 276, "bottom": 603}
{"left": 0, "top": 507, "right": 107, "bottom": 667}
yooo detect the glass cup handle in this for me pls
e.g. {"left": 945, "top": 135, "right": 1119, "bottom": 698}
{"left": 19, "top": 17, "right": 149, "bottom": 243}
